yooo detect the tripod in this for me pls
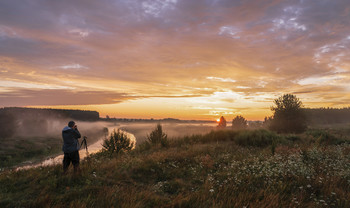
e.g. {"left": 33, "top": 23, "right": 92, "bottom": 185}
{"left": 80, "top": 136, "right": 88, "bottom": 153}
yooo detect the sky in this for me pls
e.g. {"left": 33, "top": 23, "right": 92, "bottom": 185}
{"left": 0, "top": 0, "right": 350, "bottom": 120}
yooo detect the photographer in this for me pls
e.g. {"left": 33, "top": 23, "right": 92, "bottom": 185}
{"left": 62, "top": 121, "right": 81, "bottom": 174}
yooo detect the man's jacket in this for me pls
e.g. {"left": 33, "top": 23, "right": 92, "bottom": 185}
{"left": 62, "top": 126, "right": 81, "bottom": 153}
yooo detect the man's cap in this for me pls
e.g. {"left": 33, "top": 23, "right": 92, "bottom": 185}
{"left": 68, "top": 121, "right": 75, "bottom": 127}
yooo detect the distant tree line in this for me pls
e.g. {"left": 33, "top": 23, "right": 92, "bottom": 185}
{"left": 264, "top": 94, "right": 350, "bottom": 133}
{"left": 1, "top": 107, "right": 99, "bottom": 121}
{"left": 303, "top": 107, "right": 350, "bottom": 125}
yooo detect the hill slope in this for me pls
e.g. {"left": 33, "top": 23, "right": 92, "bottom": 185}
{"left": 1, "top": 129, "right": 350, "bottom": 207}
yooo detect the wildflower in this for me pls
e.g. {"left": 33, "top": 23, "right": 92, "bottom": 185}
{"left": 209, "top": 189, "right": 214, "bottom": 193}
{"left": 307, "top": 184, "right": 311, "bottom": 188}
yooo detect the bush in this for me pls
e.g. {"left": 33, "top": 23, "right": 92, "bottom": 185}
{"left": 234, "top": 129, "right": 283, "bottom": 147}
{"left": 307, "top": 129, "right": 347, "bottom": 145}
{"left": 284, "top": 134, "right": 301, "bottom": 142}
{"left": 232, "top": 115, "right": 248, "bottom": 130}
{"left": 147, "top": 124, "right": 169, "bottom": 148}
{"left": 102, "top": 130, "right": 134, "bottom": 155}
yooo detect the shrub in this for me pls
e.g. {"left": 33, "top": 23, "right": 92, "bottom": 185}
{"left": 147, "top": 124, "right": 169, "bottom": 148}
{"left": 102, "top": 130, "right": 134, "bottom": 155}
{"left": 306, "top": 129, "right": 347, "bottom": 145}
{"left": 232, "top": 115, "right": 248, "bottom": 130}
{"left": 284, "top": 134, "right": 301, "bottom": 142}
{"left": 234, "top": 129, "right": 283, "bottom": 147}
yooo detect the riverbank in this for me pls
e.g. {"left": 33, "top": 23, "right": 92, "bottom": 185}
{"left": 1, "top": 128, "right": 350, "bottom": 207}
{"left": 14, "top": 127, "right": 136, "bottom": 171}
{"left": 0, "top": 125, "right": 110, "bottom": 170}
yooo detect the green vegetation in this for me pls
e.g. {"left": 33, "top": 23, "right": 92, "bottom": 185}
{"left": 268, "top": 94, "right": 307, "bottom": 133}
{"left": 102, "top": 130, "right": 134, "bottom": 155}
{"left": 146, "top": 124, "right": 169, "bottom": 148}
{"left": 232, "top": 115, "right": 248, "bottom": 130}
{"left": 304, "top": 107, "right": 350, "bottom": 125}
{"left": 1, "top": 127, "right": 350, "bottom": 207}
{"left": 0, "top": 136, "right": 62, "bottom": 168}
{"left": 0, "top": 128, "right": 106, "bottom": 169}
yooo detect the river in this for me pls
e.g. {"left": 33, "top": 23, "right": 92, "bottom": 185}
{"left": 16, "top": 126, "right": 136, "bottom": 171}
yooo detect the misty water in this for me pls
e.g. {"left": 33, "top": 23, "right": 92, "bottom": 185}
{"left": 16, "top": 122, "right": 216, "bottom": 171}
{"left": 17, "top": 126, "right": 136, "bottom": 170}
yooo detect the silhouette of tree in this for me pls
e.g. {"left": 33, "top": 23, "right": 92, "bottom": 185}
{"left": 147, "top": 124, "right": 169, "bottom": 147}
{"left": 269, "top": 94, "right": 307, "bottom": 133}
{"left": 217, "top": 116, "right": 227, "bottom": 128}
{"left": 232, "top": 115, "right": 247, "bottom": 130}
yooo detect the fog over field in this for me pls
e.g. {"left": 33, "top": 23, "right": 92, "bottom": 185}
{"left": 17, "top": 119, "right": 107, "bottom": 138}
{"left": 118, "top": 122, "right": 217, "bottom": 144}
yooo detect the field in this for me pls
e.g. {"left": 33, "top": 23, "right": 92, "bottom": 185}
{"left": 0, "top": 122, "right": 107, "bottom": 169}
{"left": 1, "top": 126, "right": 350, "bottom": 207}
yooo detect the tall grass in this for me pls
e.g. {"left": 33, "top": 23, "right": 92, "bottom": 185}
{"left": 0, "top": 128, "right": 349, "bottom": 207}
{"left": 171, "top": 129, "right": 285, "bottom": 149}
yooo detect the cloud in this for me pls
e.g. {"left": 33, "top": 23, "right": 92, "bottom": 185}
{"left": 0, "top": 89, "right": 131, "bottom": 106}
{"left": 218, "top": 26, "right": 241, "bottom": 39}
{"left": 58, "top": 64, "right": 89, "bottom": 70}
{"left": 206, "top": 77, "right": 236, "bottom": 83}
{"left": 0, "top": 0, "right": 350, "bottom": 118}
{"left": 68, "top": 29, "right": 90, "bottom": 38}
{"left": 142, "top": 0, "right": 178, "bottom": 17}
{"left": 0, "top": 80, "right": 72, "bottom": 90}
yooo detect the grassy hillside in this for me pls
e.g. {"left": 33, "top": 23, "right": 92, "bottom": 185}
{"left": 1, "top": 129, "right": 350, "bottom": 207}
